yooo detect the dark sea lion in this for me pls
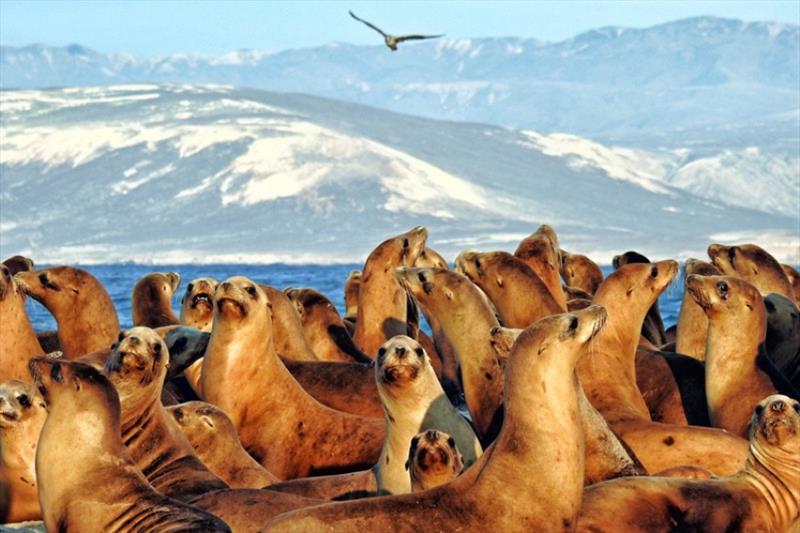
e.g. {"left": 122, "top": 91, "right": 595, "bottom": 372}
{"left": 513, "top": 224, "right": 568, "bottom": 310}
{"left": 0, "top": 264, "right": 44, "bottom": 382}
{"left": 560, "top": 248, "right": 604, "bottom": 295}
{"left": 131, "top": 271, "right": 181, "bottom": 328}
{"left": 202, "top": 277, "right": 385, "bottom": 479}
{"left": 675, "top": 258, "right": 722, "bottom": 360}
{"left": 353, "top": 226, "right": 428, "bottom": 357}
{"left": 708, "top": 242, "right": 795, "bottom": 301}
{"left": 266, "top": 306, "right": 608, "bottom": 532}
{"left": 764, "top": 293, "right": 800, "bottom": 387}
{"left": 28, "top": 357, "right": 231, "bottom": 533}
{"left": 0, "top": 380, "right": 47, "bottom": 522}
{"left": 15, "top": 266, "right": 119, "bottom": 359}
{"left": 576, "top": 395, "right": 800, "bottom": 532}
{"left": 407, "top": 430, "right": 464, "bottom": 492}
{"left": 2, "top": 255, "right": 34, "bottom": 276}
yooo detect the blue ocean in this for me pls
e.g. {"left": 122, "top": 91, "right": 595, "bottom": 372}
{"left": 24, "top": 264, "right": 685, "bottom": 333}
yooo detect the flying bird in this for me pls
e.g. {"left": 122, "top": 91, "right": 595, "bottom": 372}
{"left": 349, "top": 11, "right": 444, "bottom": 51}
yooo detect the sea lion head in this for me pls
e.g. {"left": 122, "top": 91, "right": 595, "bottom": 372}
{"left": 135, "top": 272, "right": 181, "bottom": 299}
{"left": 213, "top": 276, "right": 268, "bottom": 325}
{"left": 180, "top": 277, "right": 218, "bottom": 329}
{"left": 489, "top": 325, "right": 522, "bottom": 360}
{"left": 684, "top": 258, "right": 722, "bottom": 279}
{"left": 169, "top": 401, "right": 232, "bottom": 447}
{"left": 708, "top": 243, "right": 792, "bottom": 296}
{"left": 685, "top": 274, "right": 765, "bottom": 322}
{"left": 414, "top": 247, "right": 448, "bottom": 270}
{"left": 28, "top": 357, "right": 119, "bottom": 419}
{"left": 406, "top": 429, "right": 464, "bottom": 491}
{"left": 0, "top": 380, "right": 47, "bottom": 431}
{"left": 0, "top": 263, "right": 18, "bottom": 302}
{"left": 14, "top": 266, "right": 90, "bottom": 312}
{"left": 612, "top": 250, "right": 650, "bottom": 270}
{"left": 395, "top": 266, "right": 472, "bottom": 313}
{"left": 2, "top": 255, "right": 35, "bottom": 276}
{"left": 375, "top": 335, "right": 430, "bottom": 393}
{"left": 560, "top": 249, "right": 604, "bottom": 295}
{"left": 595, "top": 260, "right": 678, "bottom": 313}
{"left": 104, "top": 327, "right": 169, "bottom": 407}
{"left": 514, "top": 224, "right": 561, "bottom": 274}
{"left": 749, "top": 394, "right": 800, "bottom": 458}
{"left": 285, "top": 288, "right": 335, "bottom": 323}
{"left": 366, "top": 226, "right": 428, "bottom": 271}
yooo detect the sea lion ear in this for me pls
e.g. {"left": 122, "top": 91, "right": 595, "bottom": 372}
{"left": 443, "top": 287, "right": 454, "bottom": 300}
{"left": 496, "top": 276, "right": 504, "bottom": 288}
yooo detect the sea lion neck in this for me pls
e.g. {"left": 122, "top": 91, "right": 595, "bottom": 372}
{"left": 742, "top": 448, "right": 800, "bottom": 530}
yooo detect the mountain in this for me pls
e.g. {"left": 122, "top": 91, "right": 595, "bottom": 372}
{"left": 0, "top": 85, "right": 796, "bottom": 265}
{"left": 2, "top": 17, "right": 798, "bottom": 149}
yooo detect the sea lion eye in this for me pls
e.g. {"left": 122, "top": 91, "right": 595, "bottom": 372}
{"left": 17, "top": 393, "right": 31, "bottom": 408}
{"left": 152, "top": 343, "right": 162, "bottom": 354}
{"left": 728, "top": 247, "right": 736, "bottom": 263}
{"left": 793, "top": 403, "right": 800, "bottom": 414}
{"left": 717, "top": 281, "right": 729, "bottom": 299}
{"left": 650, "top": 266, "right": 658, "bottom": 278}
{"left": 245, "top": 286, "right": 257, "bottom": 297}
{"left": 118, "top": 331, "right": 126, "bottom": 342}
{"left": 755, "top": 404, "right": 765, "bottom": 416}
{"left": 417, "top": 272, "right": 426, "bottom": 283}
{"left": 447, "top": 436, "right": 456, "bottom": 448}
{"left": 377, "top": 347, "right": 387, "bottom": 361}
{"left": 568, "top": 316, "right": 579, "bottom": 331}
{"left": 403, "top": 238, "right": 409, "bottom": 249}
{"left": 415, "top": 347, "right": 424, "bottom": 357}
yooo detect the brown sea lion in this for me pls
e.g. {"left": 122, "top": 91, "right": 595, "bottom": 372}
{"left": 513, "top": 224, "right": 568, "bottom": 310}
{"left": 265, "top": 306, "right": 607, "bottom": 532}
{"left": 653, "top": 465, "right": 715, "bottom": 480}
{"left": 0, "top": 380, "right": 47, "bottom": 522}
{"left": 406, "top": 430, "right": 464, "bottom": 492}
{"left": 180, "top": 277, "right": 219, "bottom": 331}
{"left": 576, "top": 395, "right": 800, "bottom": 532}
{"left": 686, "top": 275, "right": 796, "bottom": 437}
{"left": 455, "top": 250, "right": 562, "bottom": 328}
{"left": 268, "top": 335, "right": 480, "bottom": 500}
{"left": 0, "top": 264, "right": 44, "bottom": 382}
{"left": 560, "top": 248, "right": 604, "bottom": 295}
{"left": 353, "top": 226, "right": 428, "bottom": 357}
{"left": 2, "top": 255, "right": 34, "bottom": 276}
{"left": 131, "top": 271, "right": 181, "bottom": 328}
{"left": 612, "top": 250, "right": 669, "bottom": 346}
{"left": 105, "top": 327, "right": 324, "bottom": 530}
{"left": 343, "top": 270, "right": 361, "bottom": 322}
{"left": 28, "top": 357, "right": 231, "bottom": 533}
{"left": 284, "top": 288, "right": 371, "bottom": 363}
{"left": 168, "top": 401, "right": 278, "bottom": 489}
{"left": 582, "top": 261, "right": 749, "bottom": 476}
{"left": 202, "top": 277, "right": 385, "bottom": 479}
{"left": 708, "top": 242, "right": 795, "bottom": 301}
{"left": 15, "top": 266, "right": 119, "bottom": 359}
{"left": 675, "top": 258, "right": 722, "bottom": 360}
{"left": 260, "top": 284, "right": 318, "bottom": 362}
{"left": 395, "top": 266, "right": 504, "bottom": 442}
{"left": 414, "top": 247, "right": 448, "bottom": 269}
{"left": 782, "top": 264, "right": 800, "bottom": 305}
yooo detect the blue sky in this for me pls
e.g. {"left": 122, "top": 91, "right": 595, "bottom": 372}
{"left": 1, "top": 0, "right": 798, "bottom": 56}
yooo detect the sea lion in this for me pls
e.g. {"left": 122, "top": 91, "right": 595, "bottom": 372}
{"left": 0, "top": 380, "right": 47, "bottom": 522}
{"left": 782, "top": 264, "right": 800, "bottom": 305}
{"left": 131, "top": 271, "right": 181, "bottom": 328}
{"left": 0, "top": 264, "right": 44, "bottom": 382}
{"left": 180, "top": 277, "right": 219, "bottom": 331}
{"left": 202, "top": 276, "right": 385, "bottom": 479}
{"left": 686, "top": 275, "right": 797, "bottom": 437}
{"left": 168, "top": 401, "right": 278, "bottom": 489}
{"left": 2, "top": 255, "right": 34, "bottom": 276}
{"left": 28, "top": 357, "right": 231, "bottom": 533}
{"left": 708, "top": 242, "right": 795, "bottom": 302}
{"left": 675, "top": 258, "right": 722, "bottom": 360}
{"left": 353, "top": 226, "right": 428, "bottom": 357}
{"left": 343, "top": 270, "right": 361, "bottom": 322}
{"left": 406, "top": 430, "right": 464, "bottom": 492}
{"left": 105, "top": 327, "right": 324, "bottom": 530}
{"left": 395, "top": 266, "right": 504, "bottom": 442}
{"left": 414, "top": 247, "right": 448, "bottom": 270}
{"left": 560, "top": 248, "right": 604, "bottom": 295}
{"left": 15, "top": 266, "right": 119, "bottom": 359}
{"left": 284, "top": 288, "right": 371, "bottom": 363}
{"left": 612, "top": 250, "right": 669, "bottom": 347}
{"left": 268, "top": 335, "right": 481, "bottom": 500}
{"left": 513, "top": 224, "right": 568, "bottom": 310}
{"left": 265, "top": 306, "right": 607, "bottom": 532}
{"left": 582, "top": 261, "right": 749, "bottom": 475}
{"left": 653, "top": 465, "right": 715, "bottom": 480}
{"left": 455, "top": 250, "right": 562, "bottom": 328}
{"left": 764, "top": 293, "right": 800, "bottom": 387}
{"left": 260, "top": 284, "right": 318, "bottom": 362}
{"left": 576, "top": 395, "right": 800, "bottom": 532}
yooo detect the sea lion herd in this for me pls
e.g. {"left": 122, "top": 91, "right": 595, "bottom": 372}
{"left": 1, "top": 225, "right": 799, "bottom": 532}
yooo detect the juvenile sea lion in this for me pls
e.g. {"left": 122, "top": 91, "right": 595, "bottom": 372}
{"left": 180, "top": 277, "right": 219, "bottom": 331}
{"left": 0, "top": 380, "right": 47, "bottom": 522}
{"left": 353, "top": 226, "right": 428, "bottom": 357}
{"left": 285, "top": 288, "right": 371, "bottom": 363}
{"left": 343, "top": 270, "right": 361, "bottom": 322}
{"left": 686, "top": 275, "right": 797, "bottom": 437}
{"left": 406, "top": 430, "right": 464, "bottom": 492}
{"left": 513, "top": 224, "right": 568, "bottom": 310}
{"left": 15, "top": 266, "right": 119, "bottom": 359}
{"left": 455, "top": 250, "right": 562, "bottom": 328}
{"left": 612, "top": 250, "right": 669, "bottom": 346}
{"left": 576, "top": 395, "right": 800, "bottom": 532}
{"left": 708, "top": 242, "right": 795, "bottom": 301}
{"left": 168, "top": 401, "right": 278, "bottom": 489}
{"left": 0, "top": 264, "right": 44, "bottom": 381}
{"left": 560, "top": 248, "right": 604, "bottom": 295}
{"left": 28, "top": 357, "right": 231, "bottom": 533}
{"left": 675, "top": 258, "right": 722, "bottom": 360}
{"left": 268, "top": 336, "right": 481, "bottom": 500}
{"left": 266, "top": 306, "right": 607, "bottom": 532}
{"left": 202, "top": 277, "right": 385, "bottom": 479}
{"left": 583, "top": 261, "right": 749, "bottom": 475}
{"left": 131, "top": 271, "right": 181, "bottom": 328}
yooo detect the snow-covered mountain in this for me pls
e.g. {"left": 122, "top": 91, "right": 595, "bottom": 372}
{"left": 1, "top": 85, "right": 797, "bottom": 264}
{"left": 2, "top": 17, "right": 798, "bottom": 149}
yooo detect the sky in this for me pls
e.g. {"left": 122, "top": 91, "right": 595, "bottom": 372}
{"left": 1, "top": 0, "right": 798, "bottom": 57}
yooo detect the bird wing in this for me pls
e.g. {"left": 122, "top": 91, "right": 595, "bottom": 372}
{"left": 349, "top": 11, "right": 388, "bottom": 37}
{"left": 395, "top": 34, "right": 445, "bottom": 43}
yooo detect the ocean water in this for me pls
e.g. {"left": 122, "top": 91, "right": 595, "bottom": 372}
{"left": 24, "top": 264, "right": 685, "bottom": 333}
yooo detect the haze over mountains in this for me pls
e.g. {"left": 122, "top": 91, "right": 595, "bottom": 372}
{"left": 0, "top": 16, "right": 798, "bottom": 264}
